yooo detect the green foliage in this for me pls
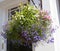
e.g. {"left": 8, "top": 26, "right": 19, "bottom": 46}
{"left": 4, "top": 4, "right": 52, "bottom": 46}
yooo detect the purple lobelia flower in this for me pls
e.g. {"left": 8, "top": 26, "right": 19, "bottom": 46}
{"left": 42, "top": 31, "right": 47, "bottom": 39}
{"left": 33, "top": 36, "right": 42, "bottom": 42}
{"left": 27, "top": 37, "right": 31, "bottom": 41}
{"left": 51, "top": 28, "right": 55, "bottom": 34}
{"left": 32, "top": 31, "right": 38, "bottom": 35}
{"left": 22, "top": 31, "right": 28, "bottom": 37}
{"left": 47, "top": 38, "right": 54, "bottom": 43}
{"left": 49, "top": 38, "right": 54, "bottom": 43}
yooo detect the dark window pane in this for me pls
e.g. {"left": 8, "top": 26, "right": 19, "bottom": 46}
{"left": 8, "top": 6, "right": 20, "bottom": 20}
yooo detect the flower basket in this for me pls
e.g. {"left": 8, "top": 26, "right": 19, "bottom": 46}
{"left": 2, "top": 4, "right": 54, "bottom": 51}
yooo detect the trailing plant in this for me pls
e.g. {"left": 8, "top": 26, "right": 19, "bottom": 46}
{"left": 2, "top": 4, "right": 54, "bottom": 47}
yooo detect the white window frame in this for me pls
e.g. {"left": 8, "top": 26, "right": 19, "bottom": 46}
{"left": 8, "top": 6, "right": 20, "bottom": 20}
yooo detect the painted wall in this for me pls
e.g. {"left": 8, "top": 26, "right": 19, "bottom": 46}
{"left": 0, "top": 0, "right": 28, "bottom": 51}
{"left": 0, "top": 8, "right": 6, "bottom": 51}
{"left": 42, "top": 0, "right": 60, "bottom": 51}
{"left": 49, "top": 0, "right": 60, "bottom": 51}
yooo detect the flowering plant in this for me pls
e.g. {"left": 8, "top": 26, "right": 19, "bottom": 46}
{"left": 2, "top": 4, "right": 54, "bottom": 47}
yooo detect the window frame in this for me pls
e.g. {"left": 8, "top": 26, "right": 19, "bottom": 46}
{"left": 8, "top": 6, "right": 20, "bottom": 20}
{"left": 8, "top": 0, "right": 42, "bottom": 20}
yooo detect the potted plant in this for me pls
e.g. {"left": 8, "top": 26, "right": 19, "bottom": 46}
{"left": 2, "top": 4, "right": 54, "bottom": 51}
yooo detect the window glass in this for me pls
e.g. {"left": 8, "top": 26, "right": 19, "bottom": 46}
{"left": 30, "top": 0, "right": 42, "bottom": 9}
{"left": 8, "top": 6, "right": 20, "bottom": 20}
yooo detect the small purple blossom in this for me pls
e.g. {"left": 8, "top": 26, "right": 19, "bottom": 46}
{"left": 22, "top": 31, "right": 28, "bottom": 37}
{"left": 27, "top": 38, "right": 31, "bottom": 41}
{"left": 32, "top": 31, "right": 38, "bottom": 35}
{"left": 47, "top": 38, "right": 54, "bottom": 43}
{"left": 50, "top": 38, "right": 54, "bottom": 43}
{"left": 51, "top": 28, "right": 55, "bottom": 34}
{"left": 33, "top": 36, "right": 42, "bottom": 41}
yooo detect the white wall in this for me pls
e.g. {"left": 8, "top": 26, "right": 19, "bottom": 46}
{"left": 0, "top": 0, "right": 28, "bottom": 51}
{"left": 0, "top": 8, "right": 7, "bottom": 51}
{"left": 43, "top": 0, "right": 60, "bottom": 51}
{"left": 49, "top": 0, "right": 60, "bottom": 51}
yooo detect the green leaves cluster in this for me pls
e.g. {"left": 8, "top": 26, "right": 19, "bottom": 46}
{"left": 4, "top": 4, "right": 52, "bottom": 45}
{"left": 6, "top": 4, "right": 39, "bottom": 40}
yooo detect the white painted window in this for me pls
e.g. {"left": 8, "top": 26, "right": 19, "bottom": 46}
{"left": 8, "top": 0, "right": 42, "bottom": 20}
{"left": 8, "top": 4, "right": 27, "bottom": 20}
{"left": 30, "top": 0, "right": 42, "bottom": 10}
{"left": 8, "top": 6, "right": 20, "bottom": 20}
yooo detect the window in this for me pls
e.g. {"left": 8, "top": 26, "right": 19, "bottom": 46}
{"left": 8, "top": 6, "right": 20, "bottom": 20}
{"left": 30, "top": 0, "right": 42, "bottom": 10}
{"left": 8, "top": 4, "right": 27, "bottom": 20}
{"left": 8, "top": 0, "right": 42, "bottom": 20}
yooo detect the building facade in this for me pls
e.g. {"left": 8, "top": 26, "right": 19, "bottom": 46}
{"left": 0, "top": 0, "right": 59, "bottom": 51}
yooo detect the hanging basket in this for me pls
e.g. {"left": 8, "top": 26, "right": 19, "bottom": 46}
{"left": 2, "top": 4, "right": 55, "bottom": 51}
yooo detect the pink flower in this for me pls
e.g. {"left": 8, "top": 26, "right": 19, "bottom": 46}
{"left": 44, "top": 15, "right": 51, "bottom": 20}
{"left": 40, "top": 10, "right": 44, "bottom": 13}
{"left": 45, "top": 10, "right": 50, "bottom": 15}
